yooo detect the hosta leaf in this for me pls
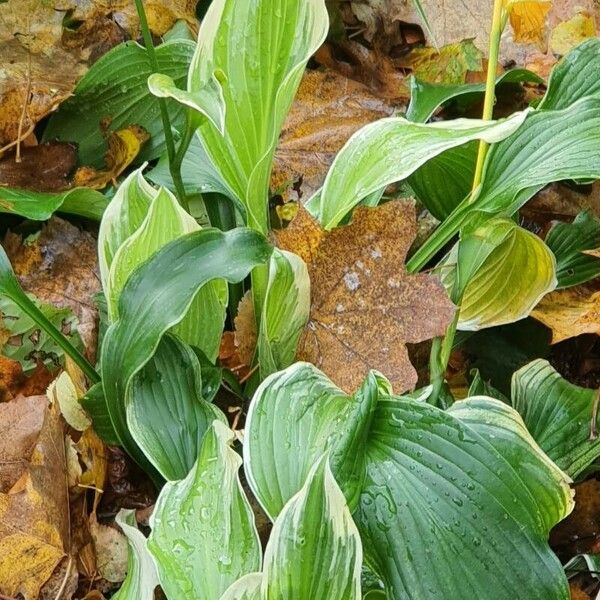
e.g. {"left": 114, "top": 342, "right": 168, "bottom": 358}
{"left": 112, "top": 509, "right": 159, "bottom": 600}
{"left": 127, "top": 335, "right": 227, "bottom": 481}
{"left": 0, "top": 186, "right": 109, "bottom": 221}
{"left": 539, "top": 38, "right": 600, "bottom": 111}
{"left": 166, "top": 0, "right": 328, "bottom": 224}
{"left": 406, "top": 69, "right": 543, "bottom": 124}
{"left": 258, "top": 249, "right": 310, "bottom": 379}
{"left": 511, "top": 359, "right": 600, "bottom": 478}
{"left": 244, "top": 362, "right": 384, "bottom": 519}
{"left": 261, "top": 455, "right": 362, "bottom": 600}
{"left": 98, "top": 168, "right": 155, "bottom": 291}
{"left": 545, "top": 211, "right": 600, "bottom": 288}
{"left": 43, "top": 40, "right": 194, "bottom": 166}
{"left": 357, "top": 395, "right": 572, "bottom": 600}
{"left": 220, "top": 574, "right": 262, "bottom": 600}
{"left": 148, "top": 421, "right": 261, "bottom": 600}
{"left": 443, "top": 219, "right": 557, "bottom": 330}
{"left": 410, "top": 98, "right": 600, "bottom": 271}
{"left": 100, "top": 228, "right": 272, "bottom": 473}
{"left": 311, "top": 111, "right": 528, "bottom": 230}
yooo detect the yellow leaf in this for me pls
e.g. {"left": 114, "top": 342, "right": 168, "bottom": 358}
{"left": 274, "top": 200, "right": 456, "bottom": 393}
{"left": 550, "top": 12, "right": 597, "bottom": 56}
{"left": 531, "top": 284, "right": 600, "bottom": 343}
{"left": 505, "top": 1, "right": 552, "bottom": 45}
{"left": 74, "top": 125, "right": 149, "bottom": 190}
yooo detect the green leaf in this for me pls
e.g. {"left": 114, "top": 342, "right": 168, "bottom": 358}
{"left": 100, "top": 227, "right": 272, "bottom": 474}
{"left": 147, "top": 72, "right": 226, "bottom": 133}
{"left": 80, "top": 383, "right": 120, "bottom": 446}
{"left": 127, "top": 334, "right": 227, "bottom": 481}
{"left": 511, "top": 359, "right": 600, "bottom": 478}
{"left": 43, "top": 40, "right": 194, "bottom": 166}
{"left": 112, "top": 509, "right": 159, "bottom": 600}
{"left": 0, "top": 245, "right": 99, "bottom": 384}
{"left": 468, "top": 369, "right": 509, "bottom": 403}
{"left": 406, "top": 69, "right": 543, "bottom": 124}
{"left": 176, "top": 0, "right": 329, "bottom": 226}
{"left": 442, "top": 219, "right": 557, "bottom": 330}
{"left": 0, "top": 186, "right": 109, "bottom": 221}
{"left": 539, "top": 38, "right": 600, "bottom": 111}
{"left": 148, "top": 421, "right": 261, "bottom": 600}
{"left": 564, "top": 553, "right": 600, "bottom": 580}
{"left": 545, "top": 211, "right": 600, "bottom": 288}
{"left": 244, "top": 362, "right": 384, "bottom": 519}
{"left": 409, "top": 98, "right": 600, "bottom": 272}
{"left": 357, "top": 395, "right": 572, "bottom": 600}
{"left": 261, "top": 455, "right": 362, "bottom": 600}
{"left": 101, "top": 172, "right": 228, "bottom": 362}
{"left": 220, "top": 574, "right": 262, "bottom": 600}
{"left": 0, "top": 295, "right": 82, "bottom": 373}
{"left": 311, "top": 111, "right": 528, "bottom": 230}
{"left": 258, "top": 249, "right": 310, "bottom": 379}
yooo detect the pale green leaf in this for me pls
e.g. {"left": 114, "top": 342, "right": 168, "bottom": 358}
{"left": 244, "top": 362, "right": 385, "bottom": 519}
{"left": 545, "top": 211, "right": 600, "bottom": 288}
{"left": 183, "top": 0, "right": 329, "bottom": 223}
{"left": 262, "top": 455, "right": 362, "bottom": 600}
{"left": 47, "top": 372, "right": 91, "bottom": 432}
{"left": 148, "top": 421, "right": 261, "bottom": 600}
{"left": 219, "top": 574, "right": 262, "bottom": 600}
{"left": 43, "top": 40, "right": 194, "bottom": 166}
{"left": 311, "top": 111, "right": 528, "bottom": 230}
{"left": 258, "top": 249, "right": 310, "bottom": 379}
{"left": 442, "top": 219, "right": 557, "bottom": 330}
{"left": 100, "top": 228, "right": 272, "bottom": 475}
{"left": 511, "top": 359, "right": 600, "bottom": 478}
{"left": 112, "top": 509, "right": 159, "bottom": 600}
{"left": 127, "top": 334, "right": 227, "bottom": 481}
{"left": 357, "top": 395, "right": 572, "bottom": 599}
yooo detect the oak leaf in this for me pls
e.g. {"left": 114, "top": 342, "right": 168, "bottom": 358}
{"left": 532, "top": 284, "right": 600, "bottom": 343}
{"left": 73, "top": 125, "right": 149, "bottom": 190}
{"left": 0, "top": 396, "right": 69, "bottom": 600}
{"left": 274, "top": 200, "right": 456, "bottom": 393}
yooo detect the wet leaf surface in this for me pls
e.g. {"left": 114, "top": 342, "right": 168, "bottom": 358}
{"left": 274, "top": 200, "right": 456, "bottom": 393}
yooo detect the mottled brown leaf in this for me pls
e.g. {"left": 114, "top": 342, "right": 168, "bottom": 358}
{"left": 274, "top": 200, "right": 456, "bottom": 393}
{"left": 0, "top": 396, "right": 69, "bottom": 600}
{"left": 0, "top": 142, "right": 77, "bottom": 192}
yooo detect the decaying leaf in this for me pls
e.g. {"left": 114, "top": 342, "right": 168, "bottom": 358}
{"left": 399, "top": 40, "right": 484, "bottom": 84}
{"left": 505, "top": 1, "right": 552, "bottom": 46}
{"left": 0, "top": 143, "right": 77, "bottom": 192}
{"left": 47, "top": 371, "right": 92, "bottom": 432}
{"left": 89, "top": 513, "right": 128, "bottom": 584}
{"left": 4, "top": 217, "right": 101, "bottom": 357}
{"left": 531, "top": 284, "right": 600, "bottom": 343}
{"left": 233, "top": 292, "right": 257, "bottom": 370}
{"left": 550, "top": 11, "right": 597, "bottom": 55}
{"left": 274, "top": 200, "right": 456, "bottom": 393}
{"left": 0, "top": 396, "right": 69, "bottom": 600}
{"left": 73, "top": 126, "right": 149, "bottom": 190}
{"left": 272, "top": 69, "right": 396, "bottom": 202}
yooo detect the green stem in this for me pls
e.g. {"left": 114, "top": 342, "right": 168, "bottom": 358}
{"left": 426, "top": 0, "right": 506, "bottom": 405}
{"left": 18, "top": 293, "right": 100, "bottom": 384}
{"left": 247, "top": 206, "right": 270, "bottom": 328}
{"left": 134, "top": 0, "right": 188, "bottom": 207}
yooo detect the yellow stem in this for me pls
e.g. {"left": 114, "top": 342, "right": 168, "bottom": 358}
{"left": 471, "top": 0, "right": 506, "bottom": 193}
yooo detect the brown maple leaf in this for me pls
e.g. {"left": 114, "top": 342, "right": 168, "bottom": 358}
{"left": 274, "top": 200, "right": 456, "bottom": 393}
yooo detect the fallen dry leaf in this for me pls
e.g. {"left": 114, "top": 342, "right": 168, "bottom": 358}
{"left": 505, "top": 1, "right": 552, "bottom": 46}
{"left": 0, "top": 396, "right": 69, "bottom": 599}
{"left": 73, "top": 125, "right": 149, "bottom": 190}
{"left": 0, "top": 142, "right": 77, "bottom": 191}
{"left": 274, "top": 200, "right": 456, "bottom": 393}
{"left": 272, "top": 69, "right": 396, "bottom": 202}
{"left": 549, "top": 11, "right": 597, "bottom": 55}
{"left": 4, "top": 217, "right": 101, "bottom": 358}
{"left": 532, "top": 284, "right": 600, "bottom": 343}
{"left": 89, "top": 513, "right": 128, "bottom": 584}
{"left": 399, "top": 39, "right": 483, "bottom": 84}
{"left": 234, "top": 292, "right": 257, "bottom": 370}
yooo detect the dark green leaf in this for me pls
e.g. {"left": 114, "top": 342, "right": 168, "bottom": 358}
{"left": 80, "top": 383, "right": 120, "bottom": 446}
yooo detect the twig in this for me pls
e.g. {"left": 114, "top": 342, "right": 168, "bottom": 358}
{"left": 53, "top": 555, "right": 73, "bottom": 600}
{"left": 16, "top": 51, "right": 33, "bottom": 163}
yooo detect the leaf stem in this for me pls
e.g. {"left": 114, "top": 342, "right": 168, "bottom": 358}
{"left": 427, "top": 0, "right": 506, "bottom": 405}
{"left": 134, "top": 0, "right": 188, "bottom": 208}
